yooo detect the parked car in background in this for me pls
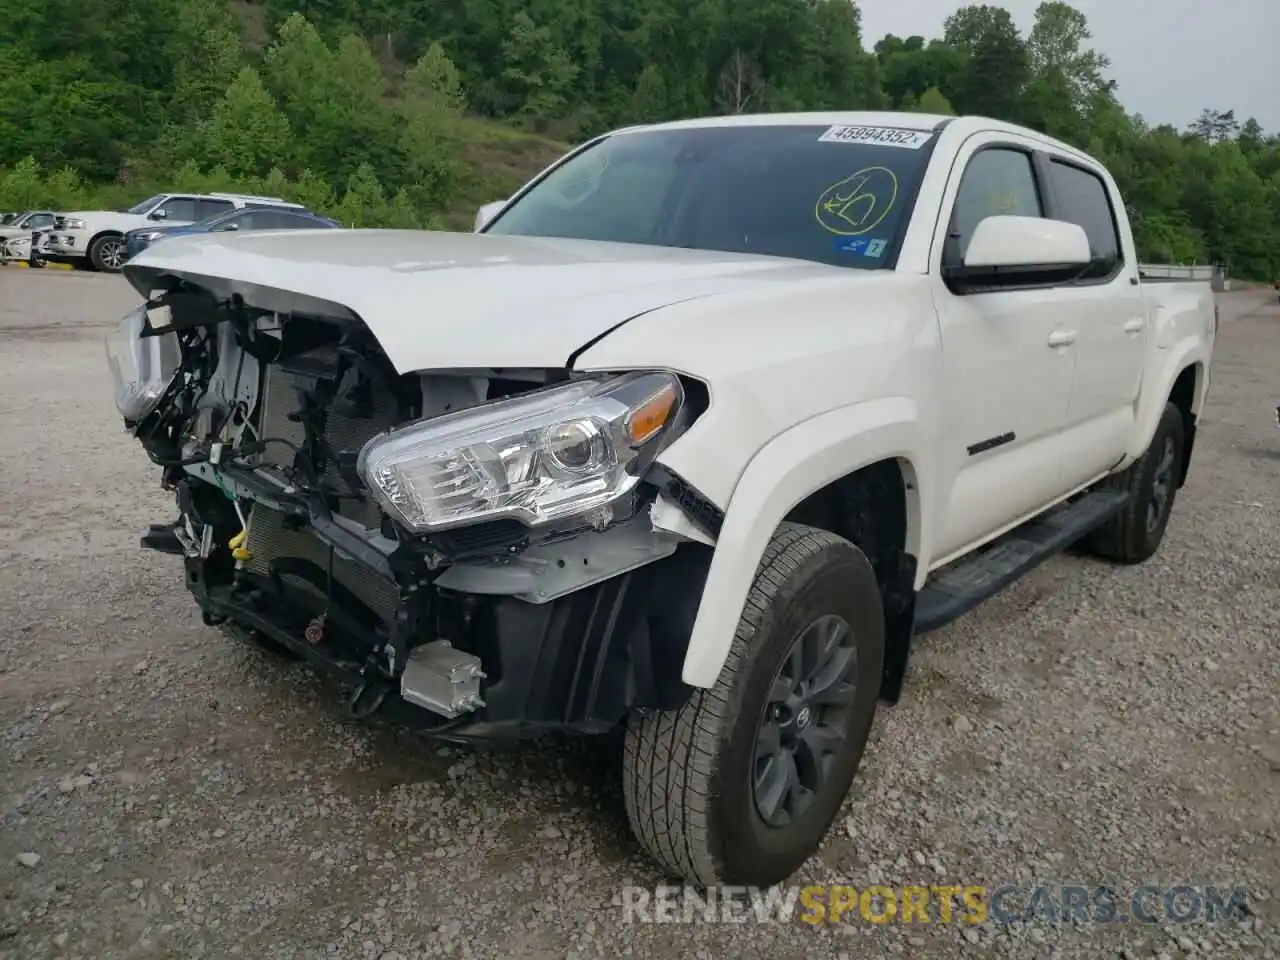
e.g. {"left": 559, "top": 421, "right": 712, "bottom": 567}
{"left": 123, "top": 206, "right": 339, "bottom": 262}
{"left": 0, "top": 209, "right": 56, "bottom": 242}
{"left": 40, "top": 193, "right": 307, "bottom": 273}
{"left": 0, "top": 210, "right": 57, "bottom": 263}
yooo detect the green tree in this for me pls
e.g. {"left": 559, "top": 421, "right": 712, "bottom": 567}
{"left": 165, "top": 0, "right": 243, "bottom": 124}
{"left": 200, "top": 67, "right": 293, "bottom": 178}
{"left": 262, "top": 14, "right": 398, "bottom": 182}
{"left": 501, "top": 12, "right": 580, "bottom": 119}
{"left": 627, "top": 65, "right": 669, "bottom": 122}
{"left": 399, "top": 43, "right": 467, "bottom": 213}
{"left": 334, "top": 162, "right": 388, "bottom": 227}
{"left": 910, "top": 86, "right": 956, "bottom": 115}
{"left": 1026, "top": 1, "right": 1111, "bottom": 106}
{"left": 405, "top": 42, "right": 467, "bottom": 112}
{"left": 943, "top": 5, "right": 1030, "bottom": 121}
{"left": 0, "top": 157, "right": 49, "bottom": 210}
{"left": 1188, "top": 108, "right": 1241, "bottom": 144}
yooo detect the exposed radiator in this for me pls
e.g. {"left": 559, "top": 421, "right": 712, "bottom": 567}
{"left": 241, "top": 360, "right": 402, "bottom": 622}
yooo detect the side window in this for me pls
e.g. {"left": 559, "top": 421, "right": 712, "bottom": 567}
{"left": 211, "top": 212, "right": 251, "bottom": 231}
{"left": 261, "top": 212, "right": 315, "bottom": 229}
{"left": 948, "top": 148, "right": 1043, "bottom": 261}
{"left": 246, "top": 212, "right": 286, "bottom": 229}
{"left": 153, "top": 197, "right": 198, "bottom": 222}
{"left": 1046, "top": 160, "right": 1122, "bottom": 278}
{"left": 195, "top": 199, "right": 235, "bottom": 220}
{"left": 28, "top": 214, "right": 55, "bottom": 229}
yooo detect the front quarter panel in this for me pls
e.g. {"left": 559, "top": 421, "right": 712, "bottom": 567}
{"left": 572, "top": 271, "right": 941, "bottom": 689}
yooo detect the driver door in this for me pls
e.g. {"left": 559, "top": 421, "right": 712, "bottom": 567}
{"left": 929, "top": 136, "right": 1076, "bottom": 563}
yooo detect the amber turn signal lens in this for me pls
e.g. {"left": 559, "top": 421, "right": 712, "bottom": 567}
{"left": 626, "top": 381, "right": 678, "bottom": 445}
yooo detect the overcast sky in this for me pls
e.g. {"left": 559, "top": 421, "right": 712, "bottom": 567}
{"left": 859, "top": 0, "right": 1280, "bottom": 133}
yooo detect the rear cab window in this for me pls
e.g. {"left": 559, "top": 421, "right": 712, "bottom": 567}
{"left": 1044, "top": 159, "right": 1123, "bottom": 278}
{"left": 485, "top": 123, "right": 939, "bottom": 269}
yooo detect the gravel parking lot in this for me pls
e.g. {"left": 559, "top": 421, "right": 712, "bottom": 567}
{"left": 1, "top": 268, "right": 1278, "bottom": 960}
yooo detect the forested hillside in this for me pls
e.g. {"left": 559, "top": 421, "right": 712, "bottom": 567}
{"left": 2, "top": 0, "right": 1277, "bottom": 275}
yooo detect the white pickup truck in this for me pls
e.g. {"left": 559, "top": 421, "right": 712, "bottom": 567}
{"left": 107, "top": 111, "right": 1215, "bottom": 889}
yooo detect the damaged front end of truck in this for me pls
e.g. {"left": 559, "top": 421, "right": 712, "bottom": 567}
{"left": 107, "top": 272, "right": 719, "bottom": 742}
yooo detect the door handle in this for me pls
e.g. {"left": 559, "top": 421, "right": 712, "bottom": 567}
{"left": 1047, "top": 329, "right": 1077, "bottom": 347}
{"left": 1123, "top": 318, "right": 1145, "bottom": 334}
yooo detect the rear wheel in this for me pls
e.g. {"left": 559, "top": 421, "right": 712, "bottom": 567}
{"left": 1085, "top": 401, "right": 1185, "bottom": 564}
{"left": 88, "top": 233, "right": 125, "bottom": 272}
{"left": 623, "top": 522, "right": 884, "bottom": 887}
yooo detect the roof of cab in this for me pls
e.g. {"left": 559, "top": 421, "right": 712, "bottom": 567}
{"left": 611, "top": 110, "right": 1097, "bottom": 166}
{"left": 621, "top": 111, "right": 953, "bottom": 133}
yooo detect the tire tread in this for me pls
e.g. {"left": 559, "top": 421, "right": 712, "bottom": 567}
{"left": 1087, "top": 402, "right": 1183, "bottom": 564}
{"left": 623, "top": 522, "right": 854, "bottom": 885}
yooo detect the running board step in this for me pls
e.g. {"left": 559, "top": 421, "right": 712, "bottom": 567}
{"left": 913, "top": 490, "right": 1131, "bottom": 634}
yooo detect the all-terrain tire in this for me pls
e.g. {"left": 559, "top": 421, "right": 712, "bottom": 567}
{"left": 622, "top": 522, "right": 885, "bottom": 887}
{"left": 1085, "top": 401, "right": 1186, "bottom": 564}
{"left": 88, "top": 233, "right": 125, "bottom": 272}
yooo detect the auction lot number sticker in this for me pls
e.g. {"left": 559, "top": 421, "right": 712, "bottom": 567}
{"left": 818, "top": 125, "right": 932, "bottom": 149}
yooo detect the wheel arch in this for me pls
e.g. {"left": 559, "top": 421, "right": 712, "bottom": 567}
{"left": 1166, "top": 362, "right": 1202, "bottom": 488}
{"left": 677, "top": 398, "right": 929, "bottom": 693}
{"left": 1128, "top": 340, "right": 1208, "bottom": 474}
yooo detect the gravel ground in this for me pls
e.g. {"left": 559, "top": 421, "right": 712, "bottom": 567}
{"left": 1, "top": 267, "right": 1277, "bottom": 960}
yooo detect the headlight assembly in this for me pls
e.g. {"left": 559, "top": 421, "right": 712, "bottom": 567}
{"left": 62, "top": 218, "right": 87, "bottom": 230}
{"left": 105, "top": 306, "right": 181, "bottom": 423}
{"left": 135, "top": 231, "right": 165, "bottom": 242}
{"left": 357, "top": 372, "right": 684, "bottom": 532}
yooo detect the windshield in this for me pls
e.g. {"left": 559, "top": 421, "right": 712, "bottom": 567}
{"left": 124, "top": 195, "right": 165, "bottom": 215}
{"left": 485, "top": 123, "right": 937, "bottom": 269}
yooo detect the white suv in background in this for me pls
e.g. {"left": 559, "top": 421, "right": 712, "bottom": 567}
{"left": 42, "top": 192, "right": 306, "bottom": 272}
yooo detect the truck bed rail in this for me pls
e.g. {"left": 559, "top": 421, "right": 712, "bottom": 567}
{"left": 1138, "top": 263, "right": 1219, "bottom": 283}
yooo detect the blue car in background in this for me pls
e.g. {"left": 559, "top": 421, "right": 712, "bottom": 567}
{"left": 123, "top": 206, "right": 340, "bottom": 262}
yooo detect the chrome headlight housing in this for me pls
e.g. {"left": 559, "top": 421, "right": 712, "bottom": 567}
{"left": 62, "top": 218, "right": 87, "bottom": 230}
{"left": 105, "top": 306, "right": 181, "bottom": 424}
{"left": 358, "top": 372, "right": 684, "bottom": 532}
{"left": 134, "top": 231, "right": 165, "bottom": 242}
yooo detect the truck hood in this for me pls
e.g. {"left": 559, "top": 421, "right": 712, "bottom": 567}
{"left": 120, "top": 229, "right": 843, "bottom": 373}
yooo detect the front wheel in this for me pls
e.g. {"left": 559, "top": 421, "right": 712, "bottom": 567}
{"left": 623, "top": 522, "right": 885, "bottom": 887}
{"left": 88, "top": 233, "right": 125, "bottom": 272}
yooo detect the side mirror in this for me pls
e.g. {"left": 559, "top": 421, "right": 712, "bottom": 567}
{"left": 474, "top": 200, "right": 507, "bottom": 232}
{"left": 149, "top": 209, "right": 168, "bottom": 221}
{"left": 962, "top": 215, "right": 1090, "bottom": 270}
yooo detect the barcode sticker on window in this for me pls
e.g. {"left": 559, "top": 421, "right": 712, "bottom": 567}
{"left": 818, "top": 125, "right": 932, "bottom": 149}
